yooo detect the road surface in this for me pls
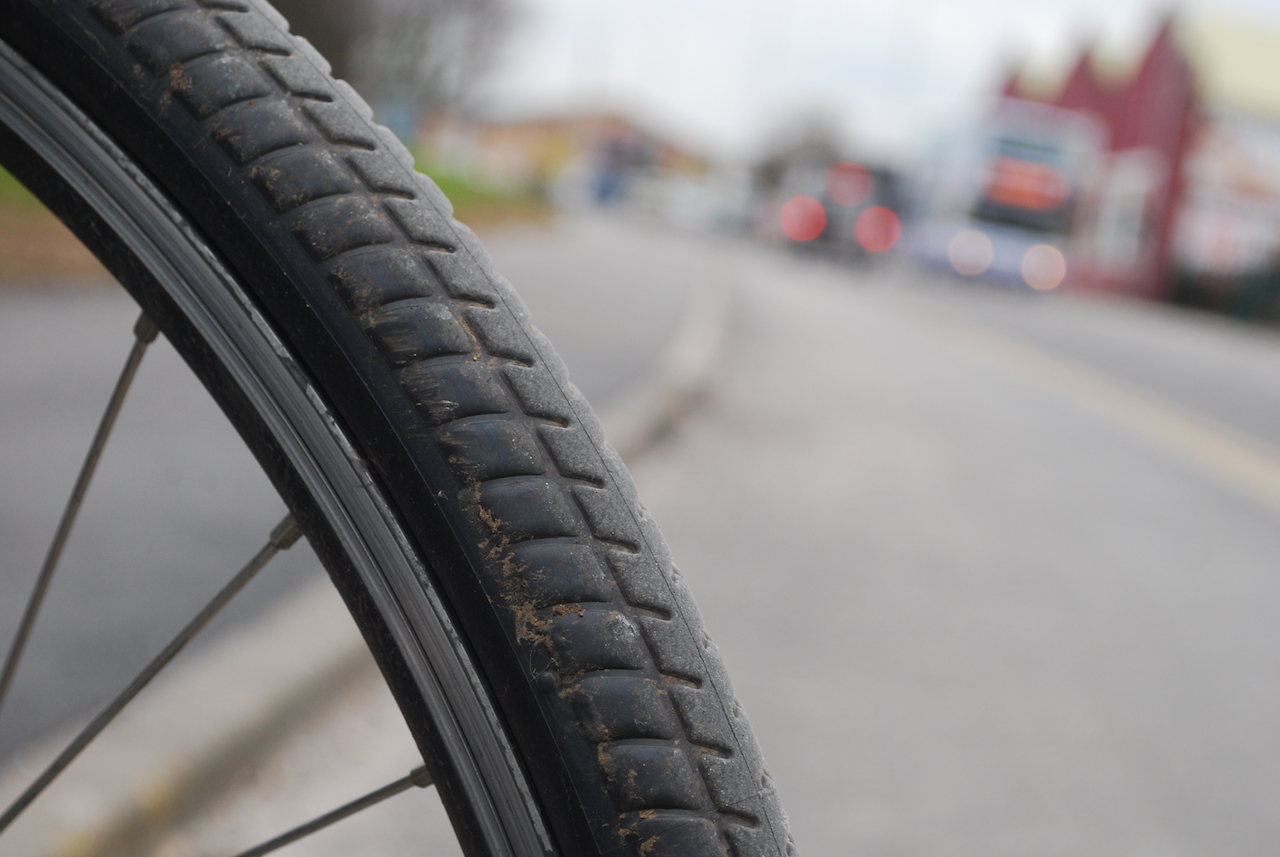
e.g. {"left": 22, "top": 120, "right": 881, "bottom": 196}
{"left": 634, "top": 256, "right": 1280, "bottom": 857}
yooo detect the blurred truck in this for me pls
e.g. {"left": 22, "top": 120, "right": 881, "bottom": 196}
{"left": 907, "top": 97, "right": 1105, "bottom": 290}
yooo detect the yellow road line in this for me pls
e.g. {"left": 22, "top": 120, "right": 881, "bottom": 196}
{"left": 931, "top": 312, "right": 1280, "bottom": 516}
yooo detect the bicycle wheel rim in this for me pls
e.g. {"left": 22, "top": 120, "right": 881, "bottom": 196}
{"left": 0, "top": 34, "right": 552, "bottom": 857}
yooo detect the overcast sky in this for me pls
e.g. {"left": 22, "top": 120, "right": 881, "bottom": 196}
{"left": 481, "top": 0, "right": 1280, "bottom": 166}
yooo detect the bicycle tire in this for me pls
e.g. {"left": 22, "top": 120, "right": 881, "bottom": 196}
{"left": 0, "top": 2, "right": 794, "bottom": 857}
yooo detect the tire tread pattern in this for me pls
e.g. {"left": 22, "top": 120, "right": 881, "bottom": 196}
{"left": 84, "top": 2, "right": 795, "bottom": 855}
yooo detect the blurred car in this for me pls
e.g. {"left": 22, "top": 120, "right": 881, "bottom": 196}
{"left": 756, "top": 159, "right": 906, "bottom": 260}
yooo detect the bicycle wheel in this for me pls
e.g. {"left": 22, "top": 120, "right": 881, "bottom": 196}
{"left": 0, "top": 2, "right": 794, "bottom": 856}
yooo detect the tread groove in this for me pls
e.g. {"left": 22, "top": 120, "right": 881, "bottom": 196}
{"left": 596, "top": 537, "right": 641, "bottom": 554}
{"left": 91, "top": 3, "right": 186, "bottom": 34}
{"left": 718, "top": 809, "right": 761, "bottom": 829}
{"left": 659, "top": 671, "right": 704, "bottom": 689}
{"left": 689, "top": 742, "right": 734, "bottom": 759}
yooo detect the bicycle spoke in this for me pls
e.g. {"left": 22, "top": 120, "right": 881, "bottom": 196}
{"left": 0, "top": 313, "right": 160, "bottom": 718}
{"left": 229, "top": 766, "right": 434, "bottom": 857}
{"left": 0, "top": 515, "right": 303, "bottom": 836}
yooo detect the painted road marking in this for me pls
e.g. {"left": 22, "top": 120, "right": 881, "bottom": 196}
{"left": 930, "top": 312, "right": 1280, "bottom": 517}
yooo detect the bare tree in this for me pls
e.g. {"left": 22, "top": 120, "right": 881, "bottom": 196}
{"left": 272, "top": 0, "right": 511, "bottom": 117}
{"left": 270, "top": 0, "right": 362, "bottom": 81}
{"left": 353, "top": 0, "right": 510, "bottom": 118}
{"left": 753, "top": 112, "right": 847, "bottom": 193}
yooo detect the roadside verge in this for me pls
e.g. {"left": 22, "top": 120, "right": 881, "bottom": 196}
{"left": 0, "top": 277, "right": 736, "bottom": 856}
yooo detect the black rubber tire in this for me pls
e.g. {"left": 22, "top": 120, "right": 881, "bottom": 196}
{"left": 0, "top": 3, "right": 794, "bottom": 857}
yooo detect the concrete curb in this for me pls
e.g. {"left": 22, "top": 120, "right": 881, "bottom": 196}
{"left": 600, "top": 278, "right": 735, "bottom": 460}
{"left": 0, "top": 278, "right": 736, "bottom": 855}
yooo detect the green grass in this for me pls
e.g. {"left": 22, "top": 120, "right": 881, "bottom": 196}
{"left": 413, "top": 156, "right": 552, "bottom": 226}
{"left": 0, "top": 158, "right": 548, "bottom": 223}
{"left": 0, "top": 165, "right": 44, "bottom": 210}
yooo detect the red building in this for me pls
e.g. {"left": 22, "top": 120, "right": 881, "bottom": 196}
{"left": 1002, "top": 19, "right": 1198, "bottom": 298}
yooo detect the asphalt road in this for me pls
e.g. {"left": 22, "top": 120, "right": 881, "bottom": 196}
{"left": 919, "top": 279, "right": 1280, "bottom": 454}
{"left": 157, "top": 235, "right": 1280, "bottom": 857}
{"left": 0, "top": 215, "right": 719, "bottom": 762}
{"left": 632, "top": 255, "right": 1280, "bottom": 857}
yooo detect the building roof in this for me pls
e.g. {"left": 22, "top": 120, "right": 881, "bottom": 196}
{"left": 1003, "top": 18, "right": 1195, "bottom": 156}
{"left": 1004, "top": 12, "right": 1280, "bottom": 123}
